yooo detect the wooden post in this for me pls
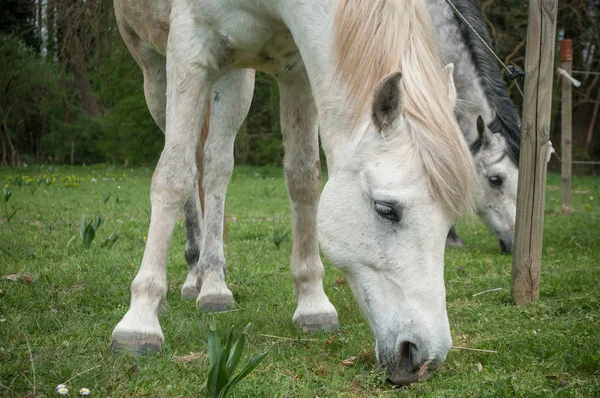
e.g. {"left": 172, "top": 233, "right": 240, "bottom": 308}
{"left": 512, "top": 0, "right": 558, "bottom": 305}
{"left": 560, "top": 40, "right": 572, "bottom": 213}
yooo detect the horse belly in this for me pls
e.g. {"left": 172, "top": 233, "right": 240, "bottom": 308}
{"left": 117, "top": 0, "right": 300, "bottom": 73}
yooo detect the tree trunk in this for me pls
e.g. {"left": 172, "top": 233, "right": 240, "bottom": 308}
{"left": 0, "top": 105, "right": 17, "bottom": 167}
{"left": 69, "top": 35, "right": 99, "bottom": 116}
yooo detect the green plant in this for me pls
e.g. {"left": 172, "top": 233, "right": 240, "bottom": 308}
{"left": 80, "top": 216, "right": 102, "bottom": 248}
{"left": 272, "top": 218, "right": 288, "bottom": 249}
{"left": 206, "top": 317, "right": 267, "bottom": 398}
{"left": 100, "top": 231, "right": 119, "bottom": 249}
{"left": 101, "top": 192, "right": 111, "bottom": 204}
{"left": 3, "top": 187, "right": 17, "bottom": 222}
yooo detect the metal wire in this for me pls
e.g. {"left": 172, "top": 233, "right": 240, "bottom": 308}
{"left": 551, "top": 151, "right": 600, "bottom": 165}
{"left": 444, "top": 0, "right": 524, "bottom": 97}
{"left": 571, "top": 70, "right": 600, "bottom": 76}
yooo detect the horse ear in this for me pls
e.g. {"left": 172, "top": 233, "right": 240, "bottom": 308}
{"left": 443, "top": 63, "right": 457, "bottom": 106}
{"left": 477, "top": 115, "right": 485, "bottom": 140}
{"left": 372, "top": 71, "right": 403, "bottom": 132}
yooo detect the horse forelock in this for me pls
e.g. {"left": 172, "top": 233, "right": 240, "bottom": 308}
{"left": 333, "top": 0, "right": 476, "bottom": 219}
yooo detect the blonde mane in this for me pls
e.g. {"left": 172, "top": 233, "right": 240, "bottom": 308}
{"left": 333, "top": 0, "right": 476, "bottom": 219}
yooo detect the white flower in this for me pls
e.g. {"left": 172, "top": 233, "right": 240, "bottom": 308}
{"left": 57, "top": 386, "right": 69, "bottom": 395}
{"left": 56, "top": 384, "right": 66, "bottom": 391}
{"left": 80, "top": 387, "right": 91, "bottom": 395}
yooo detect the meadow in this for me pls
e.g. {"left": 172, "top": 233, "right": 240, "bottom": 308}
{"left": 0, "top": 164, "right": 599, "bottom": 397}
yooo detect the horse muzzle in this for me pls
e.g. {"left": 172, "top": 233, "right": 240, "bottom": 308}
{"left": 377, "top": 334, "right": 450, "bottom": 385}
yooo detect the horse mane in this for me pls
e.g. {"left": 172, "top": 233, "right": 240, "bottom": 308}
{"left": 333, "top": 0, "right": 475, "bottom": 219}
{"left": 452, "top": 0, "right": 521, "bottom": 164}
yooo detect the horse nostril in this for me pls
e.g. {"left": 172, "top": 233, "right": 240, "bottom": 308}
{"left": 399, "top": 341, "right": 418, "bottom": 370}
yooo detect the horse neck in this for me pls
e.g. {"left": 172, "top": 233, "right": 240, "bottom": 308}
{"left": 424, "top": 0, "right": 493, "bottom": 144}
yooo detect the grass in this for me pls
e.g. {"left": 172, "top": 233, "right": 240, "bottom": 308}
{"left": 0, "top": 164, "right": 599, "bottom": 397}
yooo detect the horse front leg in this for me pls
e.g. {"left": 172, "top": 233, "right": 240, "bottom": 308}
{"left": 278, "top": 68, "right": 339, "bottom": 332}
{"left": 111, "top": 6, "right": 220, "bottom": 353}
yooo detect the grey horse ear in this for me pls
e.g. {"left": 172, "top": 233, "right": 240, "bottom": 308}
{"left": 372, "top": 71, "right": 403, "bottom": 132}
{"left": 477, "top": 115, "right": 485, "bottom": 140}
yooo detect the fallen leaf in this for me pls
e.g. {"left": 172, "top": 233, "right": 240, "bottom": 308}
{"left": 2, "top": 274, "right": 34, "bottom": 284}
{"left": 335, "top": 277, "right": 347, "bottom": 286}
{"left": 173, "top": 352, "right": 204, "bottom": 363}
{"left": 574, "top": 190, "right": 590, "bottom": 195}
{"left": 341, "top": 356, "right": 357, "bottom": 366}
{"left": 476, "top": 362, "right": 483, "bottom": 373}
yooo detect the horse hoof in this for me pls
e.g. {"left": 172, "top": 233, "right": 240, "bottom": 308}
{"left": 197, "top": 294, "right": 235, "bottom": 312}
{"left": 181, "top": 285, "right": 200, "bottom": 300}
{"left": 111, "top": 338, "right": 162, "bottom": 356}
{"left": 445, "top": 237, "right": 464, "bottom": 248}
{"left": 295, "top": 314, "right": 340, "bottom": 333}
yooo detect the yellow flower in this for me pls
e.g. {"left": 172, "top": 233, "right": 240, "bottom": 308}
{"left": 143, "top": 236, "right": 147, "bottom": 242}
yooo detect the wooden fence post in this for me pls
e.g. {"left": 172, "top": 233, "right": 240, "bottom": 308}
{"left": 560, "top": 39, "right": 572, "bottom": 213}
{"left": 512, "top": 0, "right": 559, "bottom": 305}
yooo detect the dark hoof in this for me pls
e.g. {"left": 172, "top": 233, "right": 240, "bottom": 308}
{"left": 111, "top": 340, "right": 161, "bottom": 356}
{"left": 446, "top": 236, "right": 464, "bottom": 248}
{"left": 197, "top": 295, "right": 235, "bottom": 312}
{"left": 295, "top": 314, "right": 340, "bottom": 333}
{"left": 181, "top": 285, "right": 200, "bottom": 300}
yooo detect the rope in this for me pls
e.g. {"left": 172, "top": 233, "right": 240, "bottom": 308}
{"left": 444, "top": 0, "right": 524, "bottom": 97}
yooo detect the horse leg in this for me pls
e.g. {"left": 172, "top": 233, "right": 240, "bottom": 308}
{"left": 446, "top": 226, "right": 464, "bottom": 248}
{"left": 187, "top": 69, "right": 255, "bottom": 310}
{"left": 111, "top": 6, "right": 219, "bottom": 353}
{"left": 278, "top": 68, "right": 339, "bottom": 332}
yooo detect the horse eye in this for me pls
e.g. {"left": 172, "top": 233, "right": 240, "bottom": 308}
{"left": 374, "top": 201, "right": 401, "bottom": 222}
{"left": 488, "top": 176, "right": 504, "bottom": 187}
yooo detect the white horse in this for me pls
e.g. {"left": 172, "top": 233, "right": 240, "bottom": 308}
{"left": 111, "top": 0, "right": 475, "bottom": 385}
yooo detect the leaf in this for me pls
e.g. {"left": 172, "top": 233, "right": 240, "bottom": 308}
{"left": 227, "top": 326, "right": 248, "bottom": 375}
{"left": 80, "top": 216, "right": 86, "bottom": 239}
{"left": 102, "top": 193, "right": 111, "bottom": 203}
{"left": 82, "top": 224, "right": 95, "bottom": 248}
{"left": 7, "top": 208, "right": 17, "bottom": 222}
{"left": 2, "top": 274, "right": 33, "bottom": 284}
{"left": 92, "top": 216, "right": 102, "bottom": 231}
{"left": 207, "top": 350, "right": 229, "bottom": 398}
{"left": 3, "top": 274, "right": 18, "bottom": 282}
{"left": 219, "top": 352, "right": 267, "bottom": 398}
{"left": 208, "top": 317, "right": 222, "bottom": 369}
{"left": 100, "top": 232, "right": 119, "bottom": 249}
{"left": 341, "top": 356, "right": 357, "bottom": 366}
{"left": 173, "top": 352, "right": 203, "bottom": 363}
{"left": 3, "top": 188, "right": 11, "bottom": 202}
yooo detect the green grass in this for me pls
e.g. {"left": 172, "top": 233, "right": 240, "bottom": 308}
{"left": 0, "top": 165, "right": 599, "bottom": 397}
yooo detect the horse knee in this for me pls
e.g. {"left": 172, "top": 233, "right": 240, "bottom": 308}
{"left": 285, "top": 159, "right": 321, "bottom": 205}
{"left": 151, "top": 148, "right": 197, "bottom": 208}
